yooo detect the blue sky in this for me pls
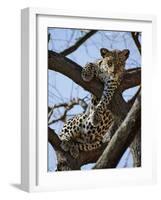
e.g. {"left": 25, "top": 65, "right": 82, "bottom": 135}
{"left": 48, "top": 28, "right": 141, "bottom": 171}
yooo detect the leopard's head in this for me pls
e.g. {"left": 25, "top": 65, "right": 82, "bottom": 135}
{"left": 99, "top": 48, "right": 130, "bottom": 78}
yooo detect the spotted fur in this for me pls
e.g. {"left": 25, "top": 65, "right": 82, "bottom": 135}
{"left": 59, "top": 48, "right": 130, "bottom": 158}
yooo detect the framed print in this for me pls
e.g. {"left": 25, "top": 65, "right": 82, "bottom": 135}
{"left": 21, "top": 8, "right": 156, "bottom": 192}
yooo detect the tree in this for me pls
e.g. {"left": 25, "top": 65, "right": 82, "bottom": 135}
{"left": 48, "top": 30, "right": 141, "bottom": 171}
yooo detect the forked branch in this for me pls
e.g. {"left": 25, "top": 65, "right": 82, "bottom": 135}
{"left": 48, "top": 50, "right": 141, "bottom": 170}
{"left": 60, "top": 30, "right": 97, "bottom": 56}
{"left": 48, "top": 50, "right": 141, "bottom": 99}
{"left": 48, "top": 92, "right": 141, "bottom": 170}
{"left": 93, "top": 92, "right": 141, "bottom": 169}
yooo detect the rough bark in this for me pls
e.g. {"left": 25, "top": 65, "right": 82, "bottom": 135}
{"left": 48, "top": 50, "right": 141, "bottom": 171}
{"left": 93, "top": 93, "right": 141, "bottom": 169}
{"left": 48, "top": 50, "right": 141, "bottom": 99}
{"left": 131, "top": 32, "right": 141, "bottom": 55}
{"left": 49, "top": 92, "right": 141, "bottom": 171}
{"left": 48, "top": 127, "right": 109, "bottom": 170}
{"left": 130, "top": 32, "right": 142, "bottom": 167}
{"left": 130, "top": 129, "right": 141, "bottom": 167}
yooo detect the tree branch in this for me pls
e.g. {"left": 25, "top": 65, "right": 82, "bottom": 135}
{"left": 131, "top": 32, "right": 141, "bottom": 55}
{"left": 129, "top": 32, "right": 141, "bottom": 166}
{"left": 48, "top": 126, "right": 110, "bottom": 170}
{"left": 130, "top": 129, "right": 141, "bottom": 167}
{"left": 48, "top": 50, "right": 141, "bottom": 170}
{"left": 60, "top": 30, "right": 97, "bottom": 56}
{"left": 48, "top": 127, "right": 61, "bottom": 151}
{"left": 128, "top": 86, "right": 141, "bottom": 106}
{"left": 93, "top": 92, "right": 141, "bottom": 169}
{"left": 48, "top": 33, "right": 51, "bottom": 43}
{"left": 48, "top": 50, "right": 141, "bottom": 99}
{"left": 48, "top": 91, "right": 140, "bottom": 170}
{"left": 48, "top": 98, "right": 88, "bottom": 125}
{"left": 120, "top": 68, "right": 141, "bottom": 92}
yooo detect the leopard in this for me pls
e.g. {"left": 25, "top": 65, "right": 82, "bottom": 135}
{"left": 59, "top": 48, "right": 130, "bottom": 159}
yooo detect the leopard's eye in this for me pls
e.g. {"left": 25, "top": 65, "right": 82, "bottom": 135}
{"left": 108, "top": 60, "right": 113, "bottom": 67}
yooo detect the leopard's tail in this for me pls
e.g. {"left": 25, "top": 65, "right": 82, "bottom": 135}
{"left": 78, "top": 141, "right": 102, "bottom": 151}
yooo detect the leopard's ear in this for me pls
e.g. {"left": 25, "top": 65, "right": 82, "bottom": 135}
{"left": 100, "top": 48, "right": 109, "bottom": 58}
{"left": 119, "top": 49, "right": 130, "bottom": 61}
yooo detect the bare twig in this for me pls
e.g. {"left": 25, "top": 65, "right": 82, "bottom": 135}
{"left": 48, "top": 98, "right": 88, "bottom": 125}
{"left": 60, "top": 30, "right": 97, "bottom": 56}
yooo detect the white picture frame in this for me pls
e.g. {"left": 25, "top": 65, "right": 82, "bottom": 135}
{"left": 21, "top": 7, "right": 156, "bottom": 192}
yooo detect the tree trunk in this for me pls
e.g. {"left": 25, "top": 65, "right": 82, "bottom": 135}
{"left": 130, "top": 129, "right": 141, "bottom": 167}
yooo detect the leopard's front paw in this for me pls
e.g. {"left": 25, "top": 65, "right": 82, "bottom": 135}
{"left": 70, "top": 144, "right": 79, "bottom": 159}
{"left": 91, "top": 111, "right": 102, "bottom": 126}
{"left": 81, "top": 63, "right": 95, "bottom": 82}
